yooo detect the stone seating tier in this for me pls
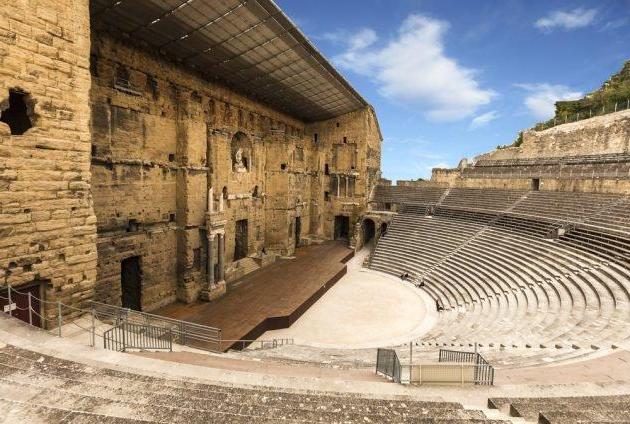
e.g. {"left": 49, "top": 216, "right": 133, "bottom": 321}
{"left": 368, "top": 206, "right": 630, "bottom": 359}
{"left": 0, "top": 344, "right": 509, "bottom": 423}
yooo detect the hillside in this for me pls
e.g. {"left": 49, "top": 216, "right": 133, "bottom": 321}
{"left": 537, "top": 60, "right": 630, "bottom": 129}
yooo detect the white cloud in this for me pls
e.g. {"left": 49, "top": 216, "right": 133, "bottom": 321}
{"left": 322, "top": 28, "right": 377, "bottom": 50}
{"left": 469, "top": 110, "right": 500, "bottom": 129}
{"left": 332, "top": 14, "right": 495, "bottom": 121}
{"left": 601, "top": 18, "right": 628, "bottom": 31}
{"left": 515, "top": 83, "right": 583, "bottom": 120}
{"left": 426, "top": 162, "right": 450, "bottom": 171}
{"left": 535, "top": 8, "right": 598, "bottom": 31}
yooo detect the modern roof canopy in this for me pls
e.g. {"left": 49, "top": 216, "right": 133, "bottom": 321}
{"left": 90, "top": 0, "right": 369, "bottom": 122}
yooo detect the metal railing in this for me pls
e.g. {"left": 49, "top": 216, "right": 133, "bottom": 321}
{"left": 375, "top": 348, "right": 402, "bottom": 383}
{"left": 462, "top": 167, "right": 630, "bottom": 180}
{"left": 91, "top": 301, "right": 222, "bottom": 352}
{"left": 221, "top": 338, "right": 294, "bottom": 351}
{"left": 1, "top": 285, "right": 298, "bottom": 354}
{"left": 103, "top": 321, "right": 172, "bottom": 352}
{"left": 534, "top": 98, "right": 630, "bottom": 131}
{"left": 377, "top": 347, "right": 495, "bottom": 386}
{"left": 438, "top": 348, "right": 495, "bottom": 385}
{"left": 407, "top": 363, "right": 476, "bottom": 386}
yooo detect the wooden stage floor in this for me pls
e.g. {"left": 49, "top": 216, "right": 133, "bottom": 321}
{"left": 154, "top": 241, "right": 353, "bottom": 351}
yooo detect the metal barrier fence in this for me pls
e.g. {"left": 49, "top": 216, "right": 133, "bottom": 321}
{"left": 535, "top": 99, "right": 630, "bottom": 131}
{"left": 222, "top": 338, "right": 294, "bottom": 351}
{"left": 91, "top": 301, "right": 222, "bottom": 352}
{"left": 1, "top": 285, "right": 295, "bottom": 354}
{"left": 439, "top": 349, "right": 476, "bottom": 363}
{"left": 462, "top": 167, "right": 630, "bottom": 180}
{"left": 103, "top": 321, "right": 172, "bottom": 352}
{"left": 438, "top": 348, "right": 495, "bottom": 385}
{"left": 376, "top": 348, "right": 401, "bottom": 383}
{"left": 408, "top": 363, "right": 476, "bottom": 386}
{"left": 376, "top": 347, "right": 495, "bottom": 386}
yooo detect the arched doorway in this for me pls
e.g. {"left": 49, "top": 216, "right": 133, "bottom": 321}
{"left": 362, "top": 219, "right": 376, "bottom": 244}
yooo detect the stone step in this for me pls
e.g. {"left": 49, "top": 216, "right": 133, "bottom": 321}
{"left": 0, "top": 345, "right": 489, "bottom": 421}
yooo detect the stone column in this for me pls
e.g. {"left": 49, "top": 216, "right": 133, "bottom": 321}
{"left": 336, "top": 175, "right": 340, "bottom": 197}
{"left": 218, "top": 233, "right": 225, "bottom": 281}
{"left": 345, "top": 177, "right": 349, "bottom": 198}
{"left": 207, "top": 233, "right": 215, "bottom": 285}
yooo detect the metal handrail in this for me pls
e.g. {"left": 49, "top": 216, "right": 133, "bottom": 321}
{"left": 438, "top": 348, "right": 494, "bottom": 385}
{"left": 104, "top": 321, "right": 173, "bottom": 352}
{"left": 222, "top": 338, "right": 294, "bottom": 351}
{"left": 376, "top": 348, "right": 402, "bottom": 383}
{"left": 90, "top": 301, "right": 222, "bottom": 352}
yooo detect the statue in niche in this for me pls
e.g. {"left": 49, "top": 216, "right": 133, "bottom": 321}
{"left": 233, "top": 148, "right": 247, "bottom": 173}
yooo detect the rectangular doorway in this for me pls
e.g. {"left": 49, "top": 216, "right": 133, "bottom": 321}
{"left": 0, "top": 282, "right": 43, "bottom": 327}
{"left": 334, "top": 215, "right": 350, "bottom": 240}
{"left": 295, "top": 216, "right": 302, "bottom": 248}
{"left": 234, "top": 219, "right": 248, "bottom": 260}
{"left": 121, "top": 256, "right": 142, "bottom": 311}
{"left": 532, "top": 178, "right": 540, "bottom": 191}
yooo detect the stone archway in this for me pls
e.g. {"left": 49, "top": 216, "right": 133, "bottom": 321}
{"left": 362, "top": 218, "right": 376, "bottom": 244}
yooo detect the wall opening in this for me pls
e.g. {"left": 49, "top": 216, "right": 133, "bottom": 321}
{"left": 0, "top": 281, "right": 43, "bottom": 327}
{"left": 334, "top": 215, "right": 350, "bottom": 241}
{"left": 0, "top": 90, "right": 34, "bottom": 135}
{"left": 532, "top": 178, "right": 540, "bottom": 191}
{"left": 126, "top": 219, "right": 139, "bottom": 232}
{"left": 362, "top": 219, "right": 376, "bottom": 244}
{"left": 121, "top": 256, "right": 142, "bottom": 311}
{"left": 324, "top": 163, "right": 329, "bottom": 175}
{"left": 234, "top": 219, "right": 248, "bottom": 260}
{"left": 313, "top": 133, "right": 318, "bottom": 143}
{"left": 380, "top": 222, "right": 388, "bottom": 236}
{"left": 252, "top": 185, "right": 259, "bottom": 198}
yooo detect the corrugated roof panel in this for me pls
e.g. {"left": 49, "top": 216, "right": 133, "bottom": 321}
{"left": 89, "top": 0, "right": 367, "bottom": 121}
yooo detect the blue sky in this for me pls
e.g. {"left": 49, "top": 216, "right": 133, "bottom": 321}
{"left": 276, "top": 0, "right": 630, "bottom": 181}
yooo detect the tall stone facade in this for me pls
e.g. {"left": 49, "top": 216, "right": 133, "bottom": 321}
{"left": 88, "top": 33, "right": 381, "bottom": 310}
{"left": 0, "top": 1, "right": 97, "bottom": 321}
{"left": 1, "top": 5, "right": 382, "bottom": 316}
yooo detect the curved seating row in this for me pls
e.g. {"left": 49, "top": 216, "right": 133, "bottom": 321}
{"left": 489, "top": 395, "right": 630, "bottom": 423}
{"left": 0, "top": 343, "right": 509, "bottom": 423}
{"left": 368, "top": 206, "right": 630, "bottom": 364}
{"left": 371, "top": 184, "right": 629, "bottom": 236}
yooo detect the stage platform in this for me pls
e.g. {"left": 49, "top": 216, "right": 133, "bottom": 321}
{"left": 154, "top": 241, "right": 354, "bottom": 351}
